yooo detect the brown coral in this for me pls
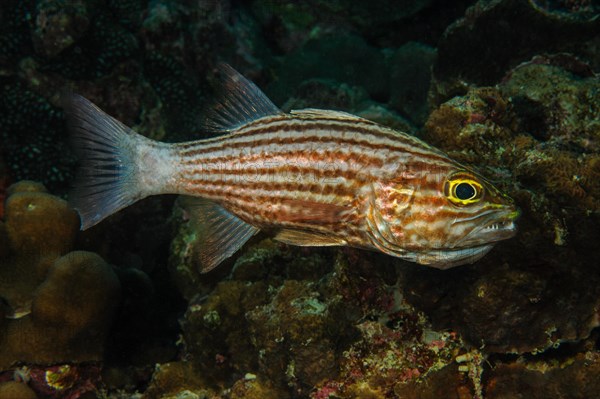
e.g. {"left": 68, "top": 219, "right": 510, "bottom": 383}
{"left": 0, "top": 381, "right": 37, "bottom": 399}
{"left": 4, "top": 180, "right": 79, "bottom": 257}
{"left": 0, "top": 181, "right": 120, "bottom": 369}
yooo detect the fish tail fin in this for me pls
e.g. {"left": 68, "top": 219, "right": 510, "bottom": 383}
{"left": 64, "top": 94, "right": 154, "bottom": 230}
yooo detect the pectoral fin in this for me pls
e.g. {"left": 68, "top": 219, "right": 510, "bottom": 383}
{"left": 178, "top": 196, "right": 259, "bottom": 273}
{"left": 274, "top": 229, "right": 346, "bottom": 247}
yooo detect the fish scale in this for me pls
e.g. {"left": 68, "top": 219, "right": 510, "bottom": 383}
{"left": 65, "top": 64, "right": 518, "bottom": 272}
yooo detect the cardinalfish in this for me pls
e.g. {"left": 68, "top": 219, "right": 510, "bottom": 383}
{"left": 65, "top": 65, "right": 518, "bottom": 272}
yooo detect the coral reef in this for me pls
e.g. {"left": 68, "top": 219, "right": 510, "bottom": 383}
{"left": 0, "top": 181, "right": 120, "bottom": 371}
{"left": 168, "top": 222, "right": 480, "bottom": 397}
{"left": 484, "top": 352, "right": 600, "bottom": 398}
{"left": 161, "top": 19, "right": 600, "bottom": 399}
{"left": 1, "top": 0, "right": 599, "bottom": 398}
{"left": 0, "top": 81, "right": 73, "bottom": 192}
{"left": 0, "top": 381, "right": 37, "bottom": 399}
{"left": 411, "top": 57, "right": 600, "bottom": 355}
{"left": 0, "top": 0, "right": 210, "bottom": 191}
{"left": 432, "top": 0, "right": 600, "bottom": 98}
{"left": 31, "top": 0, "right": 89, "bottom": 59}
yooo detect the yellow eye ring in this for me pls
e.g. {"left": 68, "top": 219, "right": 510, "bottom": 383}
{"left": 445, "top": 175, "right": 484, "bottom": 206}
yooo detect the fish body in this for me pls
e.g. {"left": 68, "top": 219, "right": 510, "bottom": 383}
{"left": 66, "top": 65, "right": 518, "bottom": 272}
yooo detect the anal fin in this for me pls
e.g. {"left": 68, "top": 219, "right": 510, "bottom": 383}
{"left": 178, "top": 196, "right": 259, "bottom": 273}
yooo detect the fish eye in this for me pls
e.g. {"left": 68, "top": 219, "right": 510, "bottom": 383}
{"left": 444, "top": 174, "right": 484, "bottom": 206}
{"left": 455, "top": 182, "right": 476, "bottom": 200}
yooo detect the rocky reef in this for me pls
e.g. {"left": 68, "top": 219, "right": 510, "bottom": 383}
{"left": 1, "top": 0, "right": 599, "bottom": 398}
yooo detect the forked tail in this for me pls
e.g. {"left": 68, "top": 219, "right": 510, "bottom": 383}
{"left": 64, "top": 94, "right": 155, "bottom": 229}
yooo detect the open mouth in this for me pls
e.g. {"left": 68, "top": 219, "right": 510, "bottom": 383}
{"left": 459, "top": 208, "right": 520, "bottom": 246}
{"left": 482, "top": 218, "right": 516, "bottom": 234}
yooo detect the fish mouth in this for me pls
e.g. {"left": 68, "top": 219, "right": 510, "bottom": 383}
{"left": 457, "top": 208, "right": 520, "bottom": 247}
{"left": 416, "top": 244, "right": 496, "bottom": 269}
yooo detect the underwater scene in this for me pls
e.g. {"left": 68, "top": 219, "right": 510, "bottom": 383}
{"left": 1, "top": 0, "right": 599, "bottom": 398}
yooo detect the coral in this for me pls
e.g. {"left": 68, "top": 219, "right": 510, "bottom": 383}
{"left": 4, "top": 180, "right": 78, "bottom": 256}
{"left": 3, "top": 1, "right": 600, "bottom": 398}
{"left": 175, "top": 236, "right": 359, "bottom": 395}
{"left": 410, "top": 57, "right": 600, "bottom": 355}
{"left": 500, "top": 55, "right": 600, "bottom": 154}
{"left": 320, "top": 316, "right": 466, "bottom": 398}
{"left": 0, "top": 381, "right": 37, "bottom": 399}
{"left": 1, "top": 364, "right": 102, "bottom": 399}
{"left": 168, "top": 220, "right": 476, "bottom": 398}
{"left": 485, "top": 352, "right": 600, "bottom": 398}
{"left": 39, "top": 6, "right": 139, "bottom": 80}
{"left": 0, "top": 80, "right": 74, "bottom": 192}
{"left": 0, "top": 181, "right": 120, "bottom": 370}
{"left": 31, "top": 0, "right": 89, "bottom": 58}
{"left": 228, "top": 376, "right": 286, "bottom": 399}
{"left": 0, "top": 0, "right": 208, "bottom": 190}
{"left": 142, "top": 52, "right": 203, "bottom": 139}
{"left": 142, "top": 362, "right": 214, "bottom": 399}
{"left": 432, "top": 0, "right": 600, "bottom": 99}
{"left": 0, "top": 1, "right": 34, "bottom": 69}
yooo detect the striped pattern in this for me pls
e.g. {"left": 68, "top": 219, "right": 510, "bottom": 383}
{"left": 171, "top": 113, "right": 450, "bottom": 230}
{"left": 145, "top": 109, "right": 517, "bottom": 268}
{"left": 66, "top": 72, "right": 517, "bottom": 269}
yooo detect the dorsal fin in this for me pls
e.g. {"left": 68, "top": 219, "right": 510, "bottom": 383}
{"left": 204, "top": 64, "right": 283, "bottom": 132}
{"left": 290, "top": 108, "right": 373, "bottom": 123}
{"left": 178, "top": 196, "right": 260, "bottom": 273}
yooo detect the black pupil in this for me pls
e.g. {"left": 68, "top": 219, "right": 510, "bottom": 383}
{"left": 455, "top": 182, "right": 476, "bottom": 200}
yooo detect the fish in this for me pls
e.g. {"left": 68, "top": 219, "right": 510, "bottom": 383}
{"left": 64, "top": 64, "right": 519, "bottom": 273}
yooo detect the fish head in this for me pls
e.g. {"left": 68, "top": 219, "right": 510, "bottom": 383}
{"left": 368, "top": 165, "right": 519, "bottom": 268}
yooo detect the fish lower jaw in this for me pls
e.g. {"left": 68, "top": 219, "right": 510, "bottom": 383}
{"left": 415, "top": 244, "right": 495, "bottom": 269}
